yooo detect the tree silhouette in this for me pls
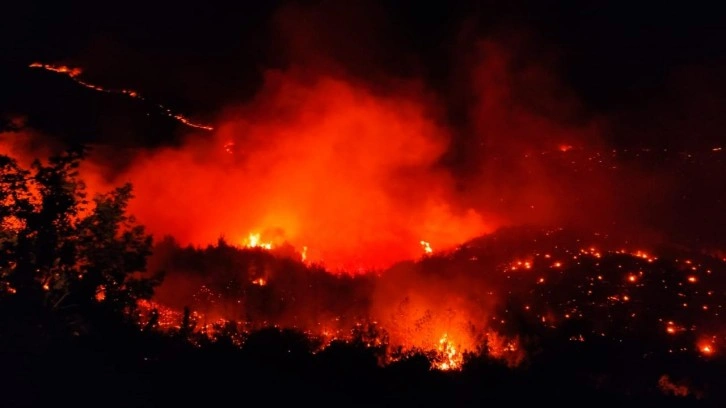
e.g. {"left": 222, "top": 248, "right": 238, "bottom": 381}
{"left": 0, "top": 148, "right": 161, "bottom": 330}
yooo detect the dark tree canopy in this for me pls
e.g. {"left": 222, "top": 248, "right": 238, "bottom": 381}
{"left": 0, "top": 148, "right": 161, "bottom": 327}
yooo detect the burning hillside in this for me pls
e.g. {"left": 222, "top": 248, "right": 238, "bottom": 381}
{"left": 5, "top": 33, "right": 726, "bottom": 378}
{"left": 2, "top": 3, "right": 726, "bottom": 404}
{"left": 137, "top": 226, "right": 726, "bottom": 374}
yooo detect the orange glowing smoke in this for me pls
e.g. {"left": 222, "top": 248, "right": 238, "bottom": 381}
{"left": 115, "top": 71, "right": 490, "bottom": 270}
{"left": 485, "top": 330, "right": 525, "bottom": 367}
{"left": 34, "top": 34, "right": 615, "bottom": 272}
{"left": 20, "top": 33, "right": 627, "bottom": 279}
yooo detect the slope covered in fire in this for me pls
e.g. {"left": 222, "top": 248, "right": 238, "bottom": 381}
{"left": 145, "top": 226, "right": 726, "bottom": 371}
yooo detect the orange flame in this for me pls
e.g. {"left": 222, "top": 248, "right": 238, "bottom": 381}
{"left": 28, "top": 62, "right": 213, "bottom": 131}
{"left": 434, "top": 333, "right": 463, "bottom": 371}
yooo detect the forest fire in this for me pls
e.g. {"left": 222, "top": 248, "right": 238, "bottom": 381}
{"left": 4, "top": 2, "right": 726, "bottom": 406}
{"left": 5, "top": 118, "right": 726, "bottom": 377}
{"left": 131, "top": 227, "right": 726, "bottom": 372}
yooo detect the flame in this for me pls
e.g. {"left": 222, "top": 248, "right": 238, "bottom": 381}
{"left": 245, "top": 233, "right": 272, "bottom": 250}
{"left": 28, "top": 62, "right": 213, "bottom": 131}
{"left": 434, "top": 333, "right": 463, "bottom": 371}
{"left": 420, "top": 240, "right": 433, "bottom": 255}
{"left": 29, "top": 62, "right": 82, "bottom": 77}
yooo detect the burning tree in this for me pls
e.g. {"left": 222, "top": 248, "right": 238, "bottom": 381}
{"left": 0, "top": 148, "right": 161, "bottom": 328}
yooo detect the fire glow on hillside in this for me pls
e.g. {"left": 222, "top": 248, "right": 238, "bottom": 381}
{"left": 6, "top": 34, "right": 724, "bottom": 379}
{"left": 132, "top": 229, "right": 726, "bottom": 372}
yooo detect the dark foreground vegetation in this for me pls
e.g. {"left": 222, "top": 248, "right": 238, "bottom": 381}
{"left": 2, "top": 149, "right": 725, "bottom": 407}
{"left": 3, "top": 310, "right": 724, "bottom": 408}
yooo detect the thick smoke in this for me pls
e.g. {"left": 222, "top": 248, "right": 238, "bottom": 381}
{"left": 96, "top": 30, "right": 622, "bottom": 271}
{"left": 114, "top": 69, "right": 488, "bottom": 271}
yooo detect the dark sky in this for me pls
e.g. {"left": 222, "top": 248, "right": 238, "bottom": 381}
{"left": 1, "top": 0, "right": 725, "bottom": 147}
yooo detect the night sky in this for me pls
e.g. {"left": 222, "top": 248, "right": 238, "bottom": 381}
{"left": 1, "top": 1, "right": 725, "bottom": 148}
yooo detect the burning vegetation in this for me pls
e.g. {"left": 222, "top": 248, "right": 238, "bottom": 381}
{"left": 3, "top": 12, "right": 726, "bottom": 404}
{"left": 137, "top": 226, "right": 726, "bottom": 373}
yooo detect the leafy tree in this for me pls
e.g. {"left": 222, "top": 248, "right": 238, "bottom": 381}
{"left": 0, "top": 155, "right": 33, "bottom": 290}
{"left": 0, "top": 148, "right": 161, "bottom": 326}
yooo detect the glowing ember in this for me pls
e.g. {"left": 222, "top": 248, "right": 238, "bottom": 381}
{"left": 95, "top": 285, "right": 106, "bottom": 302}
{"left": 697, "top": 338, "right": 716, "bottom": 356}
{"left": 128, "top": 231, "right": 726, "bottom": 372}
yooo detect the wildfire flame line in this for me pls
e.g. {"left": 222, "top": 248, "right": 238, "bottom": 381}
{"left": 28, "top": 62, "right": 214, "bottom": 131}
